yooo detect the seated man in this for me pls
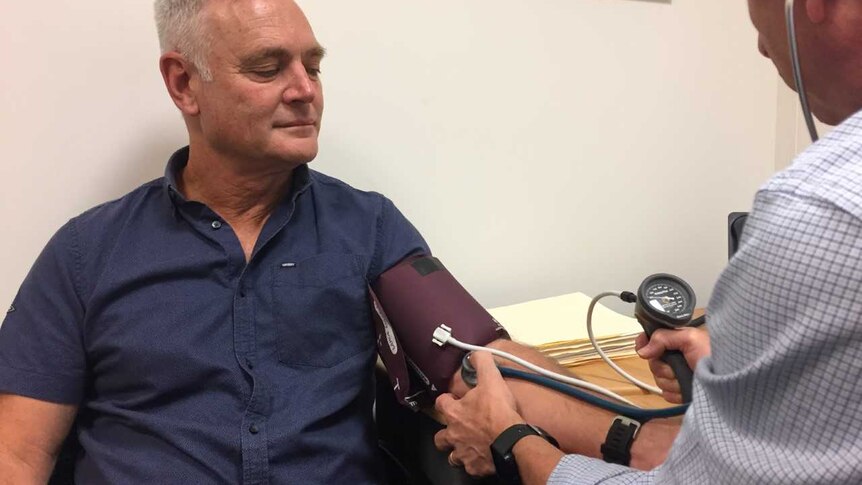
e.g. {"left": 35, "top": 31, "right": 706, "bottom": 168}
{"left": 0, "top": 1, "right": 431, "bottom": 483}
{"left": 0, "top": 1, "right": 700, "bottom": 482}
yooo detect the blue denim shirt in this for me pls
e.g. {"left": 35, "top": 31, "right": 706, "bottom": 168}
{"left": 0, "top": 147, "right": 428, "bottom": 484}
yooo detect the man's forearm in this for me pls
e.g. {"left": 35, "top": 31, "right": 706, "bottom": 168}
{"left": 0, "top": 445, "right": 53, "bottom": 485}
{"left": 478, "top": 339, "right": 679, "bottom": 470}
{"left": 482, "top": 338, "right": 616, "bottom": 458}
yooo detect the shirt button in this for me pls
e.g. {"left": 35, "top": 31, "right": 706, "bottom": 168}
{"left": 246, "top": 359, "right": 254, "bottom": 369}
{"left": 211, "top": 220, "right": 222, "bottom": 230}
{"left": 249, "top": 424, "right": 260, "bottom": 434}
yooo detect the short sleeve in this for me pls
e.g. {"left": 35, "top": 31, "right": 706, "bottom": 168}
{"left": 0, "top": 220, "right": 87, "bottom": 404}
{"left": 368, "top": 197, "right": 430, "bottom": 281}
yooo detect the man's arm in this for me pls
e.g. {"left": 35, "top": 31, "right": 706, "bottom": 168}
{"left": 486, "top": 339, "right": 679, "bottom": 468}
{"left": 436, "top": 351, "right": 664, "bottom": 483}
{"left": 0, "top": 394, "right": 77, "bottom": 485}
{"left": 439, "top": 339, "right": 680, "bottom": 474}
{"left": 510, "top": 436, "right": 566, "bottom": 485}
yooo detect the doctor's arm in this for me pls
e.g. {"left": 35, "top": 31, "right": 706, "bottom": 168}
{"left": 635, "top": 327, "right": 711, "bottom": 404}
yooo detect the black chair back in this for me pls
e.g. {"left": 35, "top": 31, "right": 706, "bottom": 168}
{"left": 728, "top": 212, "right": 748, "bottom": 259}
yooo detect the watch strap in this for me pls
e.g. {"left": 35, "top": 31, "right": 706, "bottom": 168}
{"left": 600, "top": 416, "right": 641, "bottom": 466}
{"left": 491, "top": 424, "right": 559, "bottom": 485}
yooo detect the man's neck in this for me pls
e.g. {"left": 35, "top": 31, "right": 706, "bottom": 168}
{"left": 179, "top": 147, "right": 297, "bottom": 261}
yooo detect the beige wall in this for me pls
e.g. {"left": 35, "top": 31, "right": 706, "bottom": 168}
{"left": 1, "top": 0, "right": 780, "bottom": 316}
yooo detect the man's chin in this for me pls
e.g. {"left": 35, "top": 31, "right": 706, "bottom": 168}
{"left": 273, "top": 147, "right": 319, "bottom": 165}
{"left": 813, "top": 110, "right": 840, "bottom": 128}
{"left": 267, "top": 139, "right": 319, "bottom": 164}
{"left": 808, "top": 95, "right": 845, "bottom": 127}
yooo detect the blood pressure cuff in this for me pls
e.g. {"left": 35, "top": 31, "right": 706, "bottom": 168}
{"left": 370, "top": 255, "right": 509, "bottom": 409}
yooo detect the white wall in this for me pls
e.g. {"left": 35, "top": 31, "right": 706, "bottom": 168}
{"left": 1, "top": 0, "right": 779, "bottom": 316}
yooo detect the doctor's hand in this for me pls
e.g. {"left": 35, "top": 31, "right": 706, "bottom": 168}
{"left": 635, "top": 327, "right": 711, "bottom": 404}
{"left": 433, "top": 351, "right": 525, "bottom": 477}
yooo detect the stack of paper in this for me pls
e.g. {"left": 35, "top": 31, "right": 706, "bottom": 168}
{"left": 488, "top": 292, "right": 643, "bottom": 368}
{"left": 536, "top": 333, "right": 642, "bottom": 367}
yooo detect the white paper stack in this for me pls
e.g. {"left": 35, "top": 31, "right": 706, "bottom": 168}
{"left": 488, "top": 292, "right": 642, "bottom": 367}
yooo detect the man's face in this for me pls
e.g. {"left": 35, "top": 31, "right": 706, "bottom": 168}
{"left": 747, "top": 0, "right": 796, "bottom": 89}
{"left": 194, "top": 0, "right": 325, "bottom": 167}
{"left": 747, "top": 0, "right": 850, "bottom": 124}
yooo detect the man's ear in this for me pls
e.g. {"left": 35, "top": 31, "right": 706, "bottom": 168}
{"left": 159, "top": 53, "right": 201, "bottom": 116}
{"left": 804, "top": 0, "right": 827, "bottom": 24}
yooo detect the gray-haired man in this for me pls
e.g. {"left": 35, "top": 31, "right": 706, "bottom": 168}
{"left": 0, "top": 1, "right": 429, "bottom": 483}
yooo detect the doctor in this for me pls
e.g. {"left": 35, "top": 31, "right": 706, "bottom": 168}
{"left": 434, "top": 1, "right": 862, "bottom": 483}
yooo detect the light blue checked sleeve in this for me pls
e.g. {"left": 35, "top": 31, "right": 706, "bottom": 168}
{"left": 549, "top": 109, "right": 862, "bottom": 485}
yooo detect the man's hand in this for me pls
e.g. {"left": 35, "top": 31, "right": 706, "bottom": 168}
{"left": 635, "top": 327, "right": 711, "bottom": 404}
{"left": 433, "top": 351, "right": 525, "bottom": 477}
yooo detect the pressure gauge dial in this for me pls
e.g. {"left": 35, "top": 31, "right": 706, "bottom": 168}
{"left": 632, "top": 273, "right": 698, "bottom": 403}
{"left": 634, "top": 274, "right": 696, "bottom": 330}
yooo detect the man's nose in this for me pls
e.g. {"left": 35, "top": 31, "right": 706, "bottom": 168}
{"left": 283, "top": 63, "right": 315, "bottom": 104}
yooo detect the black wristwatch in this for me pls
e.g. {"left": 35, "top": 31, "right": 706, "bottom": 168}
{"left": 490, "top": 424, "right": 559, "bottom": 485}
{"left": 600, "top": 416, "right": 641, "bottom": 466}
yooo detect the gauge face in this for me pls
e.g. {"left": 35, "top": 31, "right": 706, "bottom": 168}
{"left": 635, "top": 273, "right": 696, "bottom": 330}
{"left": 644, "top": 280, "right": 689, "bottom": 317}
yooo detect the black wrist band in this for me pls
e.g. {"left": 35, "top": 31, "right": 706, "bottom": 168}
{"left": 600, "top": 416, "right": 641, "bottom": 466}
{"left": 491, "top": 424, "right": 559, "bottom": 485}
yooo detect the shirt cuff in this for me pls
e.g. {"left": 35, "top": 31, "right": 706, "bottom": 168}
{"left": 548, "top": 454, "right": 656, "bottom": 484}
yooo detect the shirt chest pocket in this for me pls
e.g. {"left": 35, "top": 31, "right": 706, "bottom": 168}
{"left": 272, "top": 253, "right": 373, "bottom": 368}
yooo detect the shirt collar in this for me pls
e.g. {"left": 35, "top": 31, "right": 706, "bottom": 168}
{"left": 163, "top": 146, "right": 189, "bottom": 204}
{"left": 162, "top": 146, "right": 313, "bottom": 208}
